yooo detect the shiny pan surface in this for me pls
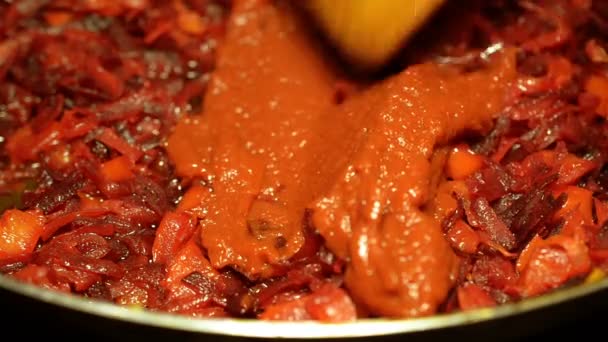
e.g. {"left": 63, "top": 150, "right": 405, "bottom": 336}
{"left": 1, "top": 274, "right": 607, "bottom": 340}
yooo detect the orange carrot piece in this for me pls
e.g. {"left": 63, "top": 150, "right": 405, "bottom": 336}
{"left": 43, "top": 11, "right": 73, "bottom": 27}
{"left": 100, "top": 156, "right": 134, "bottom": 183}
{"left": 177, "top": 184, "right": 209, "bottom": 217}
{"left": 446, "top": 144, "right": 484, "bottom": 180}
{"left": 178, "top": 12, "right": 207, "bottom": 35}
{"left": 585, "top": 75, "right": 608, "bottom": 117}
{"left": 446, "top": 219, "right": 480, "bottom": 254}
{"left": 0, "top": 209, "right": 44, "bottom": 260}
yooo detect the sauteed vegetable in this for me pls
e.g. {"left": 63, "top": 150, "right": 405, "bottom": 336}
{"left": 1, "top": 0, "right": 608, "bottom": 321}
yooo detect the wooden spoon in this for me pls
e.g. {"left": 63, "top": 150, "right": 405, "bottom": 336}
{"left": 305, "top": 0, "right": 445, "bottom": 71}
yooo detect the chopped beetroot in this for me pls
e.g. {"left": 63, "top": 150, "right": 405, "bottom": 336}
{"left": 435, "top": 0, "right": 608, "bottom": 313}
{"left": 1, "top": 0, "right": 608, "bottom": 321}
{"left": 0, "top": 0, "right": 230, "bottom": 313}
{"left": 464, "top": 196, "right": 516, "bottom": 250}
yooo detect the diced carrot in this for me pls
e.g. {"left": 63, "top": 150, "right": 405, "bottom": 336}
{"left": 586, "top": 39, "right": 608, "bottom": 63}
{"left": 47, "top": 143, "right": 72, "bottom": 170}
{"left": 585, "top": 75, "right": 608, "bottom": 117}
{"left": 446, "top": 219, "right": 480, "bottom": 254}
{"left": 173, "top": 0, "right": 207, "bottom": 35}
{"left": 553, "top": 186, "right": 593, "bottom": 225}
{"left": 177, "top": 184, "right": 209, "bottom": 217}
{"left": 0, "top": 209, "right": 44, "bottom": 260}
{"left": 457, "top": 283, "right": 496, "bottom": 310}
{"left": 446, "top": 144, "right": 484, "bottom": 180}
{"left": 178, "top": 12, "right": 207, "bottom": 35}
{"left": 430, "top": 180, "right": 468, "bottom": 221}
{"left": 43, "top": 11, "right": 73, "bottom": 27}
{"left": 100, "top": 156, "right": 135, "bottom": 183}
{"left": 79, "top": 194, "right": 103, "bottom": 210}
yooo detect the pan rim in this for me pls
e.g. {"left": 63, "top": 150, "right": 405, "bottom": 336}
{"left": 1, "top": 274, "right": 607, "bottom": 338}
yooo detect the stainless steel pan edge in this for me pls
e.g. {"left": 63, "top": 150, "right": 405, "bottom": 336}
{"left": 1, "top": 274, "right": 607, "bottom": 339}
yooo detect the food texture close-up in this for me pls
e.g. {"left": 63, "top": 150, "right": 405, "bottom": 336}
{"left": 1, "top": 0, "right": 608, "bottom": 338}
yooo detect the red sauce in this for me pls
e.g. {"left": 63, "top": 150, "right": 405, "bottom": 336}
{"left": 168, "top": 0, "right": 342, "bottom": 278}
{"left": 169, "top": 0, "right": 516, "bottom": 317}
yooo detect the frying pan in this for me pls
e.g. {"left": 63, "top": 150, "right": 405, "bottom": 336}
{"left": 2, "top": 1, "right": 607, "bottom": 340}
{"left": 1, "top": 273, "right": 607, "bottom": 341}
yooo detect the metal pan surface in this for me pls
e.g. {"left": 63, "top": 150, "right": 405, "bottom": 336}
{"left": 1, "top": 274, "right": 607, "bottom": 341}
